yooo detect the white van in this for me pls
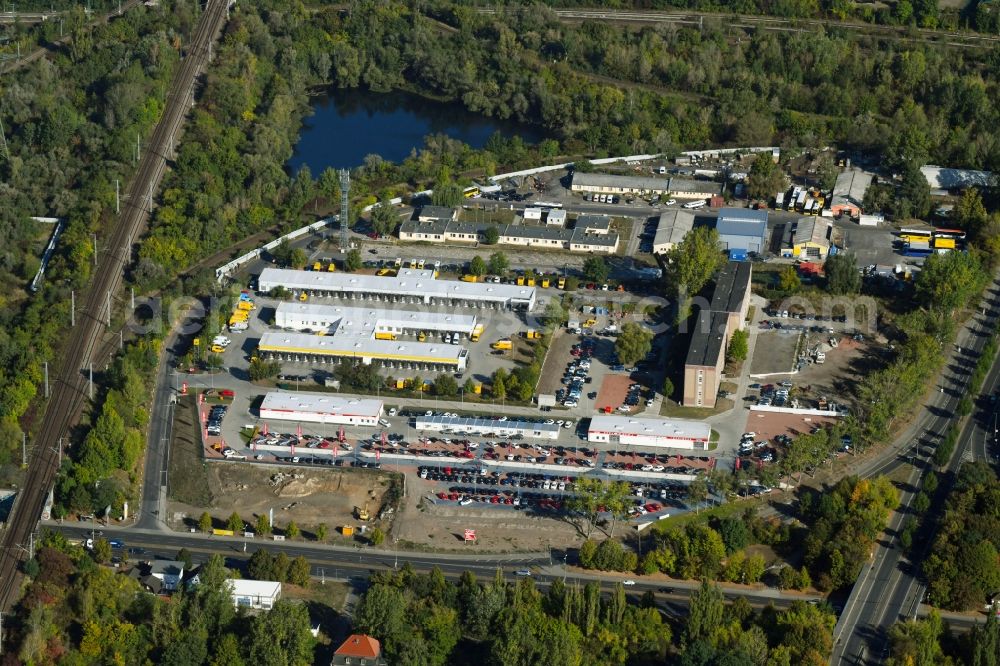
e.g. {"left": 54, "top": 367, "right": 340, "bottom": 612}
{"left": 683, "top": 200, "right": 707, "bottom": 210}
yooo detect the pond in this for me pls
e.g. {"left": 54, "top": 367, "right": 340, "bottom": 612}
{"left": 288, "top": 87, "right": 545, "bottom": 173}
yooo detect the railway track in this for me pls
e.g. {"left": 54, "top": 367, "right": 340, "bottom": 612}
{"left": 0, "top": 0, "right": 229, "bottom": 611}
{"left": 479, "top": 7, "right": 1000, "bottom": 50}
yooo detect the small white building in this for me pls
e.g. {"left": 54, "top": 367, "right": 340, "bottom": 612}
{"left": 228, "top": 579, "right": 281, "bottom": 610}
{"left": 149, "top": 560, "right": 186, "bottom": 592}
{"left": 587, "top": 415, "right": 710, "bottom": 449}
{"left": 259, "top": 391, "right": 383, "bottom": 426}
{"left": 523, "top": 207, "right": 543, "bottom": 221}
{"left": 546, "top": 209, "right": 567, "bottom": 226}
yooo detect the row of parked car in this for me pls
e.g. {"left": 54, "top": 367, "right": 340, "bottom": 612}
{"left": 206, "top": 405, "right": 227, "bottom": 436}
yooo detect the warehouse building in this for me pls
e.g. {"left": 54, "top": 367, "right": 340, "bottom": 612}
{"left": 258, "top": 331, "right": 469, "bottom": 371}
{"left": 715, "top": 208, "right": 768, "bottom": 256}
{"left": 275, "top": 302, "right": 479, "bottom": 339}
{"left": 258, "top": 392, "right": 383, "bottom": 426}
{"left": 920, "top": 165, "right": 995, "bottom": 195}
{"left": 587, "top": 415, "right": 711, "bottom": 449}
{"left": 398, "top": 214, "right": 618, "bottom": 253}
{"left": 258, "top": 268, "right": 536, "bottom": 311}
{"left": 652, "top": 210, "right": 695, "bottom": 254}
{"left": 784, "top": 218, "right": 832, "bottom": 260}
{"left": 682, "top": 261, "right": 752, "bottom": 407}
{"left": 414, "top": 415, "right": 561, "bottom": 440}
{"left": 830, "top": 170, "right": 872, "bottom": 218}
{"left": 571, "top": 172, "right": 723, "bottom": 199}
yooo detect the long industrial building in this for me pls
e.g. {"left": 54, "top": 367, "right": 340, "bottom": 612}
{"left": 258, "top": 331, "right": 469, "bottom": 371}
{"left": 259, "top": 391, "right": 383, "bottom": 426}
{"left": 414, "top": 415, "right": 561, "bottom": 440}
{"left": 587, "top": 415, "right": 710, "bottom": 449}
{"left": 275, "top": 302, "right": 479, "bottom": 338}
{"left": 258, "top": 268, "right": 536, "bottom": 311}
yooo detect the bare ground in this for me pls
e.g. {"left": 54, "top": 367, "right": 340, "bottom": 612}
{"left": 165, "top": 462, "right": 397, "bottom": 537}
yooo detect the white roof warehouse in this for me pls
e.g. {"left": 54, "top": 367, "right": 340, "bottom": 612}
{"left": 258, "top": 268, "right": 536, "bottom": 311}
{"left": 258, "top": 331, "right": 469, "bottom": 371}
{"left": 259, "top": 391, "right": 383, "bottom": 426}
{"left": 275, "top": 302, "right": 479, "bottom": 337}
{"left": 587, "top": 415, "right": 710, "bottom": 449}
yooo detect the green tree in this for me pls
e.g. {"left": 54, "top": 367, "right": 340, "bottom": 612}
{"left": 226, "top": 512, "right": 244, "bottom": 534}
{"left": 434, "top": 375, "right": 458, "bottom": 397}
{"left": 487, "top": 251, "right": 508, "bottom": 275}
{"left": 687, "top": 476, "right": 709, "bottom": 512}
{"left": 199, "top": 511, "right": 213, "bottom": 533}
{"left": 686, "top": 580, "right": 725, "bottom": 644}
{"left": 824, "top": 252, "right": 862, "bottom": 295}
{"left": 370, "top": 527, "right": 385, "bottom": 546}
{"left": 255, "top": 513, "right": 271, "bottom": 536}
{"left": 727, "top": 329, "right": 749, "bottom": 362}
{"left": 885, "top": 611, "right": 949, "bottom": 666}
{"left": 249, "top": 358, "right": 282, "bottom": 381}
{"left": 915, "top": 251, "right": 986, "bottom": 310}
{"left": 955, "top": 188, "right": 988, "bottom": 233}
{"left": 662, "top": 377, "right": 674, "bottom": 399}
{"left": 370, "top": 200, "right": 399, "bottom": 237}
{"left": 176, "top": 548, "right": 194, "bottom": 571}
{"left": 287, "top": 556, "right": 311, "bottom": 586}
{"left": 492, "top": 375, "right": 507, "bottom": 400}
{"left": 462, "top": 378, "right": 476, "bottom": 395}
{"left": 344, "top": 249, "right": 362, "bottom": 272}
{"left": 432, "top": 182, "right": 463, "bottom": 207}
{"left": 315, "top": 523, "right": 328, "bottom": 542}
{"left": 815, "top": 154, "right": 840, "bottom": 191}
{"left": 779, "top": 265, "right": 801, "bottom": 292}
{"left": 469, "top": 255, "right": 487, "bottom": 277}
{"left": 747, "top": 152, "right": 788, "bottom": 200}
{"left": 248, "top": 549, "right": 275, "bottom": 581}
{"left": 285, "top": 521, "right": 300, "bottom": 540}
{"left": 898, "top": 162, "right": 931, "bottom": 219}
{"left": 582, "top": 256, "right": 609, "bottom": 284}
{"left": 248, "top": 600, "right": 315, "bottom": 666}
{"left": 664, "top": 226, "right": 725, "bottom": 308}
{"left": 483, "top": 226, "right": 500, "bottom": 245}
{"left": 209, "top": 634, "right": 246, "bottom": 666}
{"left": 614, "top": 322, "right": 653, "bottom": 367}
{"left": 91, "top": 538, "right": 112, "bottom": 564}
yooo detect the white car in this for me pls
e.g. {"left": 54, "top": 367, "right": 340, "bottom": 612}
{"left": 387, "top": 407, "right": 397, "bottom": 416}
{"left": 545, "top": 419, "right": 555, "bottom": 425}
{"left": 623, "top": 579, "right": 636, "bottom": 586}
{"left": 664, "top": 199, "right": 677, "bottom": 206}
{"left": 379, "top": 419, "right": 391, "bottom": 427}
{"left": 563, "top": 399, "right": 578, "bottom": 407}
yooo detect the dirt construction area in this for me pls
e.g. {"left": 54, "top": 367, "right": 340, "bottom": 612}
{"left": 749, "top": 330, "right": 799, "bottom": 376}
{"left": 167, "top": 463, "right": 396, "bottom": 535}
{"left": 743, "top": 410, "right": 839, "bottom": 442}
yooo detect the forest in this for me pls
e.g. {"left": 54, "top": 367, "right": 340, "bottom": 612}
{"left": 7, "top": 532, "right": 316, "bottom": 665}
{"left": 354, "top": 563, "right": 837, "bottom": 665}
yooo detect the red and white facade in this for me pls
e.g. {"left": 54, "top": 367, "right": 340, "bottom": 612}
{"left": 587, "top": 415, "right": 710, "bottom": 449}
{"left": 259, "top": 391, "right": 383, "bottom": 427}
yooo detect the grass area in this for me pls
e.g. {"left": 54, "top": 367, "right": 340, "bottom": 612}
{"left": 167, "top": 396, "right": 214, "bottom": 506}
{"left": 652, "top": 496, "right": 765, "bottom": 533}
{"left": 659, "top": 396, "right": 735, "bottom": 418}
{"left": 283, "top": 580, "right": 351, "bottom": 612}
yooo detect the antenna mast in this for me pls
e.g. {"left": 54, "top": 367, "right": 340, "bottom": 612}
{"left": 338, "top": 168, "right": 350, "bottom": 252}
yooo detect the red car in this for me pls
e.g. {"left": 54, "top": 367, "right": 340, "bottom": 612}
{"left": 437, "top": 492, "right": 449, "bottom": 499}
{"left": 644, "top": 503, "right": 661, "bottom": 513}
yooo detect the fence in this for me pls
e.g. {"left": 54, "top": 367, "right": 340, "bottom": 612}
{"left": 215, "top": 216, "right": 338, "bottom": 283}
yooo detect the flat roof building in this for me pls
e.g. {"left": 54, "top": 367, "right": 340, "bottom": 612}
{"left": 652, "top": 210, "right": 695, "bottom": 254}
{"left": 275, "top": 302, "right": 478, "bottom": 337}
{"left": 258, "top": 331, "right": 469, "bottom": 371}
{"left": 258, "top": 268, "right": 536, "bottom": 311}
{"left": 398, "top": 215, "right": 617, "bottom": 253}
{"left": 920, "top": 165, "right": 994, "bottom": 195}
{"left": 417, "top": 206, "right": 459, "bottom": 222}
{"left": 414, "top": 415, "right": 560, "bottom": 440}
{"left": 667, "top": 178, "right": 724, "bottom": 199}
{"left": 682, "top": 261, "right": 753, "bottom": 408}
{"left": 546, "top": 209, "right": 567, "bottom": 226}
{"left": 830, "top": 170, "right": 872, "bottom": 218}
{"left": 259, "top": 392, "right": 383, "bottom": 426}
{"left": 716, "top": 208, "right": 768, "bottom": 255}
{"left": 587, "top": 415, "right": 710, "bottom": 449}
{"left": 571, "top": 172, "right": 672, "bottom": 195}
{"left": 227, "top": 579, "right": 281, "bottom": 611}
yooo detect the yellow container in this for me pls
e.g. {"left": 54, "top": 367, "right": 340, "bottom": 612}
{"left": 312, "top": 261, "right": 322, "bottom": 271}
{"left": 341, "top": 525, "right": 355, "bottom": 536}
{"left": 327, "top": 263, "right": 336, "bottom": 272}
{"left": 473, "top": 383, "right": 482, "bottom": 395}
{"left": 375, "top": 332, "right": 396, "bottom": 341}
{"left": 541, "top": 278, "right": 550, "bottom": 288}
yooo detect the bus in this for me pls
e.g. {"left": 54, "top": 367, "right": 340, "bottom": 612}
{"left": 898, "top": 228, "right": 933, "bottom": 244}
{"left": 933, "top": 228, "right": 966, "bottom": 240}
{"left": 534, "top": 201, "right": 563, "bottom": 209}
{"left": 682, "top": 199, "right": 706, "bottom": 210}
{"left": 463, "top": 186, "right": 480, "bottom": 199}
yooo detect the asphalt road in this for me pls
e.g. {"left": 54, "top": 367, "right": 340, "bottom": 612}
{"left": 831, "top": 278, "right": 1000, "bottom": 665}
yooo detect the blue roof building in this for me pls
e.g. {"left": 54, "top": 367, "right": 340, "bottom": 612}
{"left": 715, "top": 208, "right": 768, "bottom": 255}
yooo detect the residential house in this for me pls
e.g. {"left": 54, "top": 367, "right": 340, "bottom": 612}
{"left": 149, "top": 560, "right": 185, "bottom": 592}
{"left": 228, "top": 579, "right": 281, "bottom": 611}
{"left": 332, "top": 634, "right": 387, "bottom": 666}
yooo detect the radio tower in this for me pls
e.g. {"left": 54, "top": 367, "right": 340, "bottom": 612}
{"left": 338, "top": 168, "right": 350, "bottom": 252}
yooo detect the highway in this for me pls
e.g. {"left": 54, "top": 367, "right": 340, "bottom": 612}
{"left": 0, "top": 0, "right": 229, "bottom": 611}
{"left": 830, "top": 278, "right": 1000, "bottom": 665}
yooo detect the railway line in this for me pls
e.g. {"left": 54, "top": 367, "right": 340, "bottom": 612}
{"left": 479, "top": 7, "right": 1000, "bottom": 50}
{"left": 0, "top": 0, "right": 229, "bottom": 611}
